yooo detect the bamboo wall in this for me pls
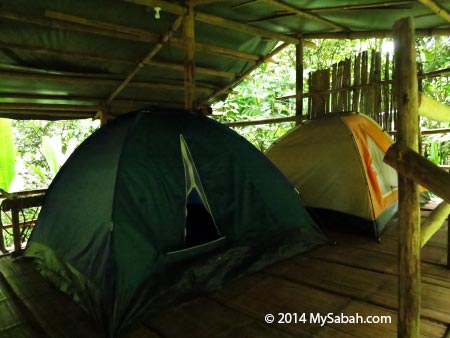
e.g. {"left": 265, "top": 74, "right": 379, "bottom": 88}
{"left": 307, "top": 50, "right": 396, "bottom": 132}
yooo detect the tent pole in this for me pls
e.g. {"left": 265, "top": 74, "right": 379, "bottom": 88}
{"left": 295, "top": 38, "right": 304, "bottom": 124}
{"left": 393, "top": 17, "right": 420, "bottom": 338}
{"left": 184, "top": 1, "right": 196, "bottom": 110}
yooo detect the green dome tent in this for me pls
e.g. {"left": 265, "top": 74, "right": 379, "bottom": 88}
{"left": 25, "top": 108, "right": 324, "bottom": 337}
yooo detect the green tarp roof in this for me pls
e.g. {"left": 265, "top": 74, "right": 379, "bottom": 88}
{"left": 0, "top": 0, "right": 449, "bottom": 119}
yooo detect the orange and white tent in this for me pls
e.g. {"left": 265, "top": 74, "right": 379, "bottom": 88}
{"left": 266, "top": 113, "right": 398, "bottom": 239}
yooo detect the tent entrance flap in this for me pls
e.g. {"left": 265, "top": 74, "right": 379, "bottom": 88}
{"left": 180, "top": 134, "right": 221, "bottom": 248}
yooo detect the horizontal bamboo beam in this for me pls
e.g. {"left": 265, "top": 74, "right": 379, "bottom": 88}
{"left": 1, "top": 41, "right": 235, "bottom": 79}
{"left": 223, "top": 115, "right": 305, "bottom": 127}
{"left": 308, "top": 1, "right": 415, "bottom": 13}
{"left": 47, "top": 9, "right": 263, "bottom": 60}
{"left": 302, "top": 28, "right": 450, "bottom": 39}
{"left": 0, "top": 70, "right": 215, "bottom": 93}
{"left": 0, "top": 109, "right": 94, "bottom": 119}
{"left": 417, "top": 0, "right": 450, "bottom": 23}
{"left": 124, "top": 0, "right": 300, "bottom": 44}
{"left": 192, "top": 0, "right": 228, "bottom": 5}
{"left": 0, "top": 103, "right": 103, "bottom": 112}
{"left": 384, "top": 143, "right": 450, "bottom": 203}
{"left": 262, "top": 0, "right": 347, "bottom": 31}
{"left": 0, "top": 10, "right": 260, "bottom": 63}
{"left": 420, "top": 201, "right": 450, "bottom": 247}
{"left": 0, "top": 92, "right": 187, "bottom": 108}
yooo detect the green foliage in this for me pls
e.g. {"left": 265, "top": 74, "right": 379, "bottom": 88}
{"left": 12, "top": 119, "right": 99, "bottom": 189}
{"left": 0, "top": 119, "right": 15, "bottom": 192}
{"left": 213, "top": 39, "right": 383, "bottom": 151}
{"left": 214, "top": 37, "right": 450, "bottom": 168}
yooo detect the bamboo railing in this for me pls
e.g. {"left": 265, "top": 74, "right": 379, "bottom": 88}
{"left": 0, "top": 189, "right": 46, "bottom": 253}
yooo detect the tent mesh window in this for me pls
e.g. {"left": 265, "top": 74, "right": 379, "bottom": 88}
{"left": 367, "top": 136, "right": 398, "bottom": 196}
{"left": 185, "top": 188, "right": 220, "bottom": 248}
{"left": 180, "top": 135, "right": 222, "bottom": 249}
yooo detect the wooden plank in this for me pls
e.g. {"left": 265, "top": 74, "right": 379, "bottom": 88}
{"left": 266, "top": 255, "right": 450, "bottom": 325}
{"left": 147, "top": 297, "right": 294, "bottom": 338}
{"left": 307, "top": 244, "right": 450, "bottom": 289}
{"left": 0, "top": 259, "right": 99, "bottom": 338}
{"left": 329, "top": 301, "right": 445, "bottom": 338}
{"left": 211, "top": 273, "right": 355, "bottom": 338}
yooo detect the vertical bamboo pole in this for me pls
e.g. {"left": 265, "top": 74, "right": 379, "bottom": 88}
{"left": 295, "top": 39, "right": 303, "bottom": 124}
{"left": 447, "top": 214, "right": 450, "bottom": 269}
{"left": 353, "top": 53, "right": 361, "bottom": 112}
{"left": 184, "top": 1, "right": 195, "bottom": 110}
{"left": 361, "top": 51, "right": 368, "bottom": 114}
{"left": 393, "top": 17, "right": 420, "bottom": 338}
{"left": 11, "top": 207, "right": 21, "bottom": 252}
{"left": 383, "top": 52, "right": 390, "bottom": 131}
{"left": 331, "top": 63, "right": 338, "bottom": 112}
{"left": 344, "top": 58, "right": 351, "bottom": 111}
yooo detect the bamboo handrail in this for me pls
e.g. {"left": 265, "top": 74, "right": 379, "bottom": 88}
{"left": 222, "top": 115, "right": 305, "bottom": 127}
{"left": 420, "top": 201, "right": 450, "bottom": 247}
{"left": 277, "top": 66, "right": 450, "bottom": 101}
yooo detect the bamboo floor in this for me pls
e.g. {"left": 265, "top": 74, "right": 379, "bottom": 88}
{"left": 0, "top": 202, "right": 448, "bottom": 338}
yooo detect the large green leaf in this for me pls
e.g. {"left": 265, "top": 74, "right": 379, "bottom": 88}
{"left": 42, "top": 136, "right": 63, "bottom": 177}
{"left": 0, "top": 119, "right": 15, "bottom": 192}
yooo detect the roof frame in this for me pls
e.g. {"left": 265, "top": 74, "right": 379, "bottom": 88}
{"left": 124, "top": 0, "right": 301, "bottom": 44}
{"left": 106, "top": 15, "right": 184, "bottom": 104}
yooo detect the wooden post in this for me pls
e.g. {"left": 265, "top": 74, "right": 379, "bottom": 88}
{"left": 99, "top": 111, "right": 110, "bottom": 126}
{"left": 393, "top": 17, "right": 420, "bottom": 338}
{"left": 11, "top": 207, "right": 21, "bottom": 252}
{"left": 447, "top": 214, "right": 450, "bottom": 269}
{"left": 295, "top": 38, "right": 303, "bottom": 124}
{"left": 0, "top": 216, "right": 7, "bottom": 253}
{"left": 184, "top": 1, "right": 195, "bottom": 110}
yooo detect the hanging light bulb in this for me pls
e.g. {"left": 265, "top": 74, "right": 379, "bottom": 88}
{"left": 154, "top": 7, "right": 161, "bottom": 19}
